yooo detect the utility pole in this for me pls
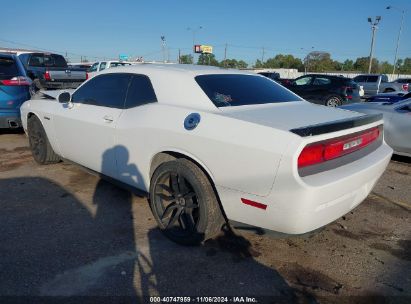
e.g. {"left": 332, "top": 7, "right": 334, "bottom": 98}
{"left": 187, "top": 26, "right": 202, "bottom": 64}
{"left": 367, "top": 16, "right": 381, "bottom": 73}
{"left": 386, "top": 6, "right": 405, "bottom": 76}
{"left": 161, "top": 36, "right": 166, "bottom": 63}
{"left": 261, "top": 47, "right": 265, "bottom": 64}
{"left": 223, "top": 43, "right": 227, "bottom": 67}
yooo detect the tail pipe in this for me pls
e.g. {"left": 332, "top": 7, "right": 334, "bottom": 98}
{"left": 8, "top": 120, "right": 20, "bottom": 129}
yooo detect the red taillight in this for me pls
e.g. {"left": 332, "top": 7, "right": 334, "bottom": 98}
{"left": 44, "top": 71, "right": 51, "bottom": 81}
{"left": 86, "top": 72, "right": 89, "bottom": 80}
{"left": 402, "top": 84, "right": 409, "bottom": 91}
{"left": 298, "top": 144, "right": 324, "bottom": 168}
{"left": 0, "top": 76, "right": 32, "bottom": 86}
{"left": 298, "top": 127, "right": 380, "bottom": 168}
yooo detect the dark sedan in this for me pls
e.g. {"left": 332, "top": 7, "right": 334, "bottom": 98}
{"left": 284, "top": 74, "right": 361, "bottom": 107}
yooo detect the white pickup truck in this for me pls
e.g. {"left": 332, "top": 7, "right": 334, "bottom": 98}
{"left": 353, "top": 74, "right": 409, "bottom": 98}
{"left": 87, "top": 61, "right": 133, "bottom": 78}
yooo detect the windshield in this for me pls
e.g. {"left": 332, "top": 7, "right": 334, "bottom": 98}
{"left": 195, "top": 74, "right": 301, "bottom": 107}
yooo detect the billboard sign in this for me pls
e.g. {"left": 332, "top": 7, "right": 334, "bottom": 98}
{"left": 119, "top": 54, "right": 129, "bottom": 61}
{"left": 194, "top": 45, "right": 213, "bottom": 54}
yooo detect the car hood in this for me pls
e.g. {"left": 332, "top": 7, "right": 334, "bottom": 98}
{"left": 218, "top": 101, "right": 363, "bottom": 131}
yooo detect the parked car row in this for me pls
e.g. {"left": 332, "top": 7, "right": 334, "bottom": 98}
{"left": 258, "top": 72, "right": 409, "bottom": 107}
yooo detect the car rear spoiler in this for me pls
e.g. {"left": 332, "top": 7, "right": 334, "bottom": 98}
{"left": 290, "top": 113, "right": 383, "bottom": 137}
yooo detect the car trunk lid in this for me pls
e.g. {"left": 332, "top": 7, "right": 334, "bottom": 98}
{"left": 219, "top": 101, "right": 363, "bottom": 132}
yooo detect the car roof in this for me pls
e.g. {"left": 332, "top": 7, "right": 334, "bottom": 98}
{"left": 303, "top": 74, "right": 349, "bottom": 80}
{"left": 0, "top": 53, "right": 17, "bottom": 59}
{"left": 99, "top": 63, "right": 246, "bottom": 76}
{"left": 97, "top": 64, "right": 258, "bottom": 111}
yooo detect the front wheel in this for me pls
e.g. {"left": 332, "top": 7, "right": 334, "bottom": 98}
{"left": 325, "top": 95, "right": 342, "bottom": 107}
{"left": 27, "top": 115, "right": 60, "bottom": 164}
{"left": 149, "top": 159, "right": 225, "bottom": 245}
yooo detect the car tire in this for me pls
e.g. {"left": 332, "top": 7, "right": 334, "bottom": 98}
{"left": 325, "top": 95, "right": 342, "bottom": 107}
{"left": 27, "top": 115, "right": 60, "bottom": 164}
{"left": 149, "top": 158, "right": 225, "bottom": 245}
{"left": 383, "top": 88, "right": 395, "bottom": 93}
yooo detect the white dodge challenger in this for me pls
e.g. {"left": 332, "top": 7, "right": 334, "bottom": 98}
{"left": 21, "top": 64, "right": 392, "bottom": 245}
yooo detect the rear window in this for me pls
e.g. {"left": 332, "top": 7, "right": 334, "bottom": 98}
{"left": 28, "top": 54, "right": 68, "bottom": 68}
{"left": 195, "top": 74, "right": 301, "bottom": 107}
{"left": 0, "top": 57, "right": 22, "bottom": 80}
{"left": 110, "top": 62, "right": 131, "bottom": 68}
{"left": 44, "top": 55, "right": 67, "bottom": 68}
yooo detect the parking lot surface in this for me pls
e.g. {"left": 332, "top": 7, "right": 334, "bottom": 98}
{"left": 0, "top": 131, "right": 410, "bottom": 303}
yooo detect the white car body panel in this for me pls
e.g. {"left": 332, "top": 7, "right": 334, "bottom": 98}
{"left": 20, "top": 64, "right": 393, "bottom": 235}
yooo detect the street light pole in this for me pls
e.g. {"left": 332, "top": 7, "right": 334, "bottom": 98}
{"left": 386, "top": 6, "right": 405, "bottom": 76}
{"left": 367, "top": 16, "right": 381, "bottom": 74}
{"left": 187, "top": 26, "right": 203, "bottom": 63}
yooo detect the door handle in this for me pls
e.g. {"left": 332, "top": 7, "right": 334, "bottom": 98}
{"left": 103, "top": 115, "right": 114, "bottom": 123}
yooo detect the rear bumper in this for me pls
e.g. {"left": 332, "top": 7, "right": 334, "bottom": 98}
{"left": 218, "top": 142, "right": 392, "bottom": 235}
{"left": 0, "top": 112, "right": 21, "bottom": 129}
{"left": 41, "top": 80, "right": 83, "bottom": 89}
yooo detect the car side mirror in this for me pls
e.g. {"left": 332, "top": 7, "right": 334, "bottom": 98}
{"left": 58, "top": 92, "right": 71, "bottom": 103}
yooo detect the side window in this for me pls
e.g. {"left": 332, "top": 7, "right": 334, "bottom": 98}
{"left": 353, "top": 75, "right": 366, "bottom": 82}
{"left": 366, "top": 76, "right": 378, "bottom": 83}
{"left": 312, "top": 77, "right": 331, "bottom": 85}
{"left": 88, "top": 62, "right": 99, "bottom": 72}
{"left": 125, "top": 75, "right": 157, "bottom": 109}
{"left": 381, "top": 75, "right": 388, "bottom": 83}
{"left": 294, "top": 76, "right": 312, "bottom": 86}
{"left": 72, "top": 73, "right": 132, "bottom": 108}
{"left": 99, "top": 62, "right": 107, "bottom": 71}
{"left": 28, "top": 54, "right": 44, "bottom": 67}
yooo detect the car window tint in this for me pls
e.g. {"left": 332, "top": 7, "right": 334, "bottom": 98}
{"left": 367, "top": 76, "right": 378, "bottom": 82}
{"left": 312, "top": 77, "right": 331, "bottom": 85}
{"left": 381, "top": 75, "right": 388, "bottom": 83}
{"left": 353, "top": 75, "right": 366, "bottom": 82}
{"left": 99, "top": 62, "right": 107, "bottom": 70}
{"left": 195, "top": 74, "right": 301, "bottom": 108}
{"left": 72, "top": 73, "right": 132, "bottom": 108}
{"left": 89, "top": 62, "right": 98, "bottom": 72}
{"left": 45, "top": 54, "right": 67, "bottom": 68}
{"left": 29, "top": 54, "right": 44, "bottom": 67}
{"left": 0, "top": 57, "right": 22, "bottom": 79}
{"left": 125, "top": 75, "right": 157, "bottom": 108}
{"left": 295, "top": 76, "right": 312, "bottom": 85}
